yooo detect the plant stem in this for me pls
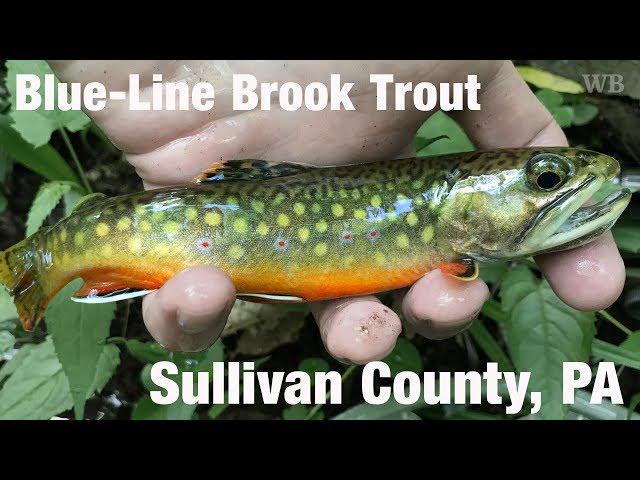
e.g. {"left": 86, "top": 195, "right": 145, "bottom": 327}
{"left": 598, "top": 310, "right": 632, "bottom": 337}
{"left": 305, "top": 365, "right": 357, "bottom": 420}
{"left": 58, "top": 127, "right": 92, "bottom": 193}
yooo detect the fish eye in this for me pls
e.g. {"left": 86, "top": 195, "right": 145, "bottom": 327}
{"left": 526, "top": 153, "right": 572, "bottom": 191}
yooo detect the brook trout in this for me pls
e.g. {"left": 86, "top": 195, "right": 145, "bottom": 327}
{"left": 0, "top": 147, "right": 631, "bottom": 330}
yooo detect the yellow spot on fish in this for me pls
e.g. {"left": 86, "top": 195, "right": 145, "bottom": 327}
{"left": 375, "top": 252, "right": 386, "bottom": 265}
{"left": 140, "top": 220, "right": 152, "bottom": 232}
{"left": 233, "top": 217, "right": 248, "bottom": 233}
{"left": 155, "top": 243, "right": 170, "bottom": 256}
{"left": 338, "top": 189, "right": 348, "bottom": 198}
{"left": 226, "top": 196, "right": 238, "bottom": 205}
{"left": 386, "top": 183, "right": 395, "bottom": 191}
{"left": 414, "top": 196, "right": 425, "bottom": 206}
{"left": 62, "top": 252, "right": 71, "bottom": 265}
{"left": 311, "top": 203, "right": 321, "bottom": 214}
{"left": 421, "top": 226, "right": 434, "bottom": 243}
{"left": 251, "top": 200, "right": 264, "bottom": 213}
{"left": 117, "top": 217, "right": 131, "bottom": 231}
{"left": 396, "top": 233, "right": 410, "bottom": 249}
{"left": 228, "top": 244, "right": 244, "bottom": 259}
{"left": 298, "top": 227, "right": 310, "bottom": 242}
{"left": 135, "top": 205, "right": 147, "bottom": 216}
{"left": 344, "top": 255, "right": 355, "bottom": 266}
{"left": 314, "top": 243, "right": 327, "bottom": 256}
{"left": 128, "top": 237, "right": 142, "bottom": 253}
{"left": 101, "top": 245, "right": 113, "bottom": 257}
{"left": 74, "top": 232, "right": 85, "bottom": 246}
{"left": 412, "top": 179, "right": 424, "bottom": 189}
{"left": 331, "top": 204, "right": 344, "bottom": 217}
{"left": 315, "top": 220, "right": 328, "bottom": 233}
{"left": 257, "top": 222, "right": 269, "bottom": 236}
{"left": 293, "top": 203, "right": 305, "bottom": 216}
{"left": 204, "top": 211, "right": 222, "bottom": 226}
{"left": 60, "top": 229, "right": 67, "bottom": 242}
{"left": 273, "top": 193, "right": 286, "bottom": 205}
{"left": 185, "top": 208, "right": 197, "bottom": 221}
{"left": 406, "top": 212, "right": 418, "bottom": 226}
{"left": 277, "top": 213, "right": 290, "bottom": 227}
{"left": 351, "top": 190, "right": 361, "bottom": 200}
{"left": 163, "top": 221, "right": 181, "bottom": 235}
{"left": 151, "top": 211, "right": 165, "bottom": 222}
{"left": 370, "top": 195, "right": 382, "bottom": 208}
{"left": 387, "top": 212, "right": 398, "bottom": 221}
{"left": 95, "top": 223, "right": 110, "bottom": 237}
{"left": 353, "top": 209, "right": 366, "bottom": 220}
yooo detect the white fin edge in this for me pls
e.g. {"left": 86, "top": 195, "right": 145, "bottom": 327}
{"left": 238, "top": 293, "right": 305, "bottom": 303}
{"left": 71, "top": 289, "right": 156, "bottom": 304}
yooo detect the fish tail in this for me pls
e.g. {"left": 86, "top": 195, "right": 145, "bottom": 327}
{"left": 0, "top": 239, "right": 46, "bottom": 331}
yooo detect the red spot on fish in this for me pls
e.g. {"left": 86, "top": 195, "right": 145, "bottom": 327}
{"left": 201, "top": 241, "right": 209, "bottom": 248}
{"left": 370, "top": 230, "right": 377, "bottom": 237}
{"left": 343, "top": 233, "right": 351, "bottom": 240}
{"left": 278, "top": 241, "right": 285, "bottom": 247}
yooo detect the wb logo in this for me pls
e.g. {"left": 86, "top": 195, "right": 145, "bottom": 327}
{"left": 582, "top": 74, "right": 624, "bottom": 94}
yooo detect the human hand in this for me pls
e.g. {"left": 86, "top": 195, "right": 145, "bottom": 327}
{"left": 50, "top": 60, "right": 626, "bottom": 361}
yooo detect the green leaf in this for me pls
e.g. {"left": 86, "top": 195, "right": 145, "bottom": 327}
{"left": 131, "top": 340, "right": 225, "bottom": 420}
{"left": 383, "top": 337, "right": 422, "bottom": 376}
{"left": 612, "top": 219, "right": 640, "bottom": 253}
{"left": 621, "top": 331, "right": 640, "bottom": 353}
{"left": 298, "top": 357, "right": 330, "bottom": 386}
{"left": 0, "top": 337, "right": 117, "bottom": 419}
{"left": 0, "top": 287, "right": 18, "bottom": 324}
{"left": 207, "top": 395, "right": 229, "bottom": 419}
{"left": 0, "top": 114, "right": 79, "bottom": 183}
{"left": 282, "top": 403, "right": 324, "bottom": 420}
{"left": 0, "top": 344, "right": 35, "bottom": 383}
{"left": 627, "top": 393, "right": 640, "bottom": 420}
{"left": 414, "top": 111, "right": 474, "bottom": 156}
{"left": 535, "top": 89, "right": 564, "bottom": 109}
{"left": 517, "top": 66, "right": 585, "bottom": 94}
{"left": 26, "top": 181, "right": 80, "bottom": 236}
{"left": 468, "top": 321, "right": 513, "bottom": 371}
{"left": 126, "top": 339, "right": 170, "bottom": 364}
{"left": 0, "top": 331, "right": 14, "bottom": 356}
{"left": 572, "top": 103, "right": 599, "bottom": 126}
{"left": 551, "top": 106, "right": 575, "bottom": 128}
{"left": 499, "top": 264, "right": 538, "bottom": 312}
{"left": 592, "top": 338, "right": 640, "bottom": 370}
{"left": 479, "top": 262, "right": 508, "bottom": 284}
{"left": 45, "top": 279, "right": 116, "bottom": 420}
{"left": 5, "top": 60, "right": 90, "bottom": 147}
{"left": 503, "top": 281, "right": 596, "bottom": 419}
{"left": 0, "top": 338, "right": 71, "bottom": 419}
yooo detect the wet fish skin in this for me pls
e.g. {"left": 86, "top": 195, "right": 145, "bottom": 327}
{"left": 0, "top": 147, "right": 627, "bottom": 330}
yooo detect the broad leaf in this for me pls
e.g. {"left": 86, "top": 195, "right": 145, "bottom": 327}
{"left": 414, "top": 111, "right": 474, "bottom": 156}
{"left": 0, "top": 114, "right": 79, "bottom": 183}
{"left": 26, "top": 181, "right": 80, "bottom": 236}
{"left": 0, "top": 331, "right": 14, "bottom": 356}
{"left": 517, "top": 66, "right": 585, "bottom": 94}
{"left": 592, "top": 338, "right": 640, "bottom": 370}
{"left": 45, "top": 280, "right": 116, "bottom": 419}
{"left": 0, "top": 287, "right": 18, "bottom": 324}
{"left": 612, "top": 220, "right": 640, "bottom": 253}
{"left": 383, "top": 337, "right": 422, "bottom": 376}
{"left": 0, "top": 337, "right": 117, "bottom": 419}
{"left": 499, "top": 264, "right": 538, "bottom": 312}
{"left": 5, "top": 60, "right": 90, "bottom": 147}
{"left": 503, "top": 281, "right": 596, "bottom": 419}
{"left": 298, "top": 357, "right": 330, "bottom": 386}
{"left": 282, "top": 404, "right": 324, "bottom": 420}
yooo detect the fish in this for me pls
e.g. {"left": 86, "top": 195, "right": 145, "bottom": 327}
{"left": 0, "top": 147, "right": 632, "bottom": 331}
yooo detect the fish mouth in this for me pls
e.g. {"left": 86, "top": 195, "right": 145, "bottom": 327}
{"left": 521, "top": 175, "right": 632, "bottom": 255}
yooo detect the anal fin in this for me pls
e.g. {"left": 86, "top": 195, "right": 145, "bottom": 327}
{"left": 71, "top": 271, "right": 164, "bottom": 304}
{"left": 72, "top": 288, "right": 155, "bottom": 304}
{"left": 238, "top": 293, "right": 305, "bottom": 304}
{"left": 195, "top": 159, "right": 312, "bottom": 183}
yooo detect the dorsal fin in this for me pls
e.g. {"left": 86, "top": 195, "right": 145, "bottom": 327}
{"left": 72, "top": 193, "right": 108, "bottom": 212}
{"left": 195, "top": 159, "right": 313, "bottom": 183}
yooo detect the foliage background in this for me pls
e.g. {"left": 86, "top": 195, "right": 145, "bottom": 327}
{"left": 0, "top": 60, "right": 639, "bottom": 420}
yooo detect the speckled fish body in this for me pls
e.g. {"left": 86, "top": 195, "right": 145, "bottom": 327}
{"left": 0, "top": 147, "right": 631, "bottom": 330}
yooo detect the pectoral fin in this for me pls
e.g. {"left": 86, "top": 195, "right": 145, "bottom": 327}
{"left": 439, "top": 258, "right": 479, "bottom": 281}
{"left": 71, "top": 271, "right": 164, "bottom": 303}
{"left": 195, "top": 159, "right": 312, "bottom": 183}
